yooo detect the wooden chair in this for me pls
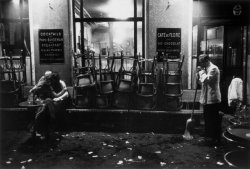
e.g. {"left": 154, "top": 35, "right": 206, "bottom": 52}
{"left": 136, "top": 55, "right": 157, "bottom": 109}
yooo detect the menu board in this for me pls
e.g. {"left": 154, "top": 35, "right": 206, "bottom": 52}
{"left": 39, "top": 29, "right": 64, "bottom": 64}
{"left": 157, "top": 28, "right": 181, "bottom": 61}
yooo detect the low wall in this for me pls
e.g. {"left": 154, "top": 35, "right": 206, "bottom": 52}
{"left": 0, "top": 86, "right": 203, "bottom": 132}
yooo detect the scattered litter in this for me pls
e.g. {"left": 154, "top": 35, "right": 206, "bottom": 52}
{"left": 56, "top": 138, "right": 60, "bottom": 141}
{"left": 138, "top": 156, "right": 142, "bottom": 160}
{"left": 246, "top": 133, "right": 250, "bottom": 137}
{"left": 69, "top": 157, "right": 74, "bottom": 160}
{"left": 216, "top": 161, "right": 224, "bottom": 166}
{"left": 151, "top": 132, "right": 155, "bottom": 135}
{"left": 113, "top": 154, "right": 117, "bottom": 157}
{"left": 160, "top": 162, "right": 166, "bottom": 166}
{"left": 117, "top": 160, "right": 123, "bottom": 165}
{"left": 102, "top": 142, "right": 107, "bottom": 146}
{"left": 21, "top": 166, "right": 25, "bottom": 169}
{"left": 108, "top": 145, "right": 114, "bottom": 148}
{"left": 27, "top": 159, "right": 32, "bottom": 162}
{"left": 125, "top": 141, "right": 130, "bottom": 144}
{"left": 88, "top": 152, "right": 93, "bottom": 154}
{"left": 20, "top": 161, "right": 26, "bottom": 164}
{"left": 50, "top": 148, "right": 53, "bottom": 152}
{"left": 155, "top": 151, "right": 161, "bottom": 154}
{"left": 214, "top": 146, "right": 218, "bottom": 149}
{"left": 126, "top": 132, "right": 130, "bottom": 135}
{"left": 127, "top": 159, "right": 134, "bottom": 162}
{"left": 107, "top": 134, "right": 111, "bottom": 137}
{"left": 237, "top": 145, "right": 245, "bottom": 149}
{"left": 205, "top": 156, "right": 210, "bottom": 159}
{"left": 6, "top": 161, "right": 11, "bottom": 164}
{"left": 171, "top": 161, "right": 174, "bottom": 164}
{"left": 103, "top": 156, "right": 107, "bottom": 158}
{"left": 12, "top": 150, "right": 16, "bottom": 152}
{"left": 127, "top": 148, "right": 132, "bottom": 150}
{"left": 92, "top": 155, "right": 98, "bottom": 158}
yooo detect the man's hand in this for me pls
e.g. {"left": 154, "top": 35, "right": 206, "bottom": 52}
{"left": 53, "top": 97, "right": 62, "bottom": 102}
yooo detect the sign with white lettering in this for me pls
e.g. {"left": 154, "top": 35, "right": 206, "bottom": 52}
{"left": 39, "top": 29, "right": 64, "bottom": 64}
{"left": 157, "top": 28, "right": 181, "bottom": 61}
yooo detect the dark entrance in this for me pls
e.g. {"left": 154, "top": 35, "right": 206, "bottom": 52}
{"left": 192, "top": 0, "right": 249, "bottom": 113}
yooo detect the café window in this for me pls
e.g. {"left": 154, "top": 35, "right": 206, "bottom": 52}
{"left": 0, "top": 0, "right": 30, "bottom": 83}
{"left": 73, "top": 0, "right": 145, "bottom": 58}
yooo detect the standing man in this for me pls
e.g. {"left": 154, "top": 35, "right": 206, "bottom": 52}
{"left": 197, "top": 54, "right": 222, "bottom": 145}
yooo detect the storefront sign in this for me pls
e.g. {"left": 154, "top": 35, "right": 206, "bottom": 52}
{"left": 157, "top": 28, "right": 181, "bottom": 61}
{"left": 39, "top": 29, "right": 64, "bottom": 64}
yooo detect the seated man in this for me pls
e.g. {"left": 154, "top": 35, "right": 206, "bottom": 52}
{"left": 29, "top": 71, "right": 70, "bottom": 140}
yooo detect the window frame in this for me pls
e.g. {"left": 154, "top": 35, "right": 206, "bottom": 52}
{"left": 72, "top": 0, "right": 145, "bottom": 59}
{"left": 0, "top": 0, "right": 30, "bottom": 83}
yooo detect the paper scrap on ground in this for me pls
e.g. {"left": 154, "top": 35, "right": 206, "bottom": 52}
{"left": 217, "top": 161, "right": 224, "bottom": 165}
{"left": 117, "top": 160, "right": 123, "bottom": 165}
{"left": 160, "top": 162, "right": 166, "bottom": 166}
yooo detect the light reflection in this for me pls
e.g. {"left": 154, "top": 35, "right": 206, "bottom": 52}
{"left": 113, "top": 22, "right": 133, "bottom": 44}
{"left": 12, "top": 0, "right": 20, "bottom": 5}
{"left": 98, "top": 0, "right": 134, "bottom": 19}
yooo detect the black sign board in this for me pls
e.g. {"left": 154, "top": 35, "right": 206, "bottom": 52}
{"left": 39, "top": 29, "right": 64, "bottom": 64}
{"left": 157, "top": 28, "right": 181, "bottom": 61}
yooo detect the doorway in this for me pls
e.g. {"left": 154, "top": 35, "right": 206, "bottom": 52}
{"left": 192, "top": 25, "right": 245, "bottom": 113}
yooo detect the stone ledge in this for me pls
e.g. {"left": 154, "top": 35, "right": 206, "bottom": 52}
{"left": 66, "top": 108, "right": 203, "bottom": 114}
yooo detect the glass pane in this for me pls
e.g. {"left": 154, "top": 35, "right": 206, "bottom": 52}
{"left": 74, "top": 0, "right": 80, "bottom": 18}
{"left": 137, "top": 0, "right": 143, "bottom": 17}
{"left": 2, "top": 22, "right": 22, "bottom": 55}
{"left": 84, "top": 0, "right": 134, "bottom": 19}
{"left": 191, "top": 25, "right": 198, "bottom": 89}
{"left": 0, "top": 0, "right": 20, "bottom": 19}
{"left": 81, "top": 22, "right": 134, "bottom": 56}
{"left": 76, "top": 22, "right": 134, "bottom": 71}
{"left": 206, "top": 26, "right": 223, "bottom": 70}
{"left": 112, "top": 22, "right": 134, "bottom": 56}
{"left": 137, "top": 22, "right": 142, "bottom": 56}
{"left": 23, "top": 22, "right": 30, "bottom": 56}
{"left": 75, "top": 22, "right": 81, "bottom": 52}
{"left": 23, "top": 0, "right": 29, "bottom": 19}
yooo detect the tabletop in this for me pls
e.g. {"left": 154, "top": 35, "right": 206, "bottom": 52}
{"left": 19, "top": 100, "right": 44, "bottom": 108}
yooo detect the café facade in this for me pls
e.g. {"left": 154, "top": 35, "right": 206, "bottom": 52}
{"left": 0, "top": 0, "right": 250, "bottom": 110}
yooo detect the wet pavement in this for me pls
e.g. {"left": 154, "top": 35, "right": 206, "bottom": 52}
{"left": 1, "top": 129, "right": 248, "bottom": 169}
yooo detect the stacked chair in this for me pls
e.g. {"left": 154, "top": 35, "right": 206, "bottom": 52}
{"left": 113, "top": 52, "right": 138, "bottom": 108}
{"left": 72, "top": 50, "right": 96, "bottom": 108}
{"left": 136, "top": 55, "right": 157, "bottom": 109}
{"left": 0, "top": 53, "right": 23, "bottom": 107}
{"left": 162, "top": 54, "right": 185, "bottom": 110}
{"left": 94, "top": 54, "right": 115, "bottom": 108}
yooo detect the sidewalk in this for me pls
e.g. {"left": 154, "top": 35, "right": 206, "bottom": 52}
{"left": 0, "top": 129, "right": 246, "bottom": 169}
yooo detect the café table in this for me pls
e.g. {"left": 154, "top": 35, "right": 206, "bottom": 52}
{"left": 223, "top": 124, "right": 250, "bottom": 168}
{"left": 19, "top": 100, "right": 44, "bottom": 138}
